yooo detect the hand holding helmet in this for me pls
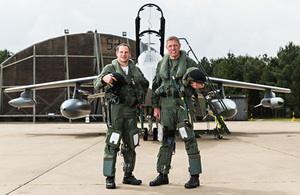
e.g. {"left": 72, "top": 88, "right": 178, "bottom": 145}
{"left": 103, "top": 72, "right": 126, "bottom": 96}
{"left": 103, "top": 74, "right": 117, "bottom": 86}
{"left": 182, "top": 67, "right": 206, "bottom": 89}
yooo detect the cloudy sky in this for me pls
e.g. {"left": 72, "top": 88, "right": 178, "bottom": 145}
{"left": 1, "top": 0, "right": 300, "bottom": 59}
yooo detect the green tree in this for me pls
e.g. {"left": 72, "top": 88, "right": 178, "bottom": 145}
{"left": 201, "top": 42, "right": 300, "bottom": 118}
{"left": 276, "top": 42, "right": 300, "bottom": 117}
{"left": 199, "top": 57, "right": 212, "bottom": 76}
{"left": 0, "top": 49, "right": 13, "bottom": 64}
{"left": 211, "top": 53, "right": 245, "bottom": 95}
{"left": 242, "top": 56, "right": 267, "bottom": 115}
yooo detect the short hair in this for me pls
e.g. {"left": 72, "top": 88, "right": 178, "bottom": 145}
{"left": 116, "top": 43, "right": 131, "bottom": 53}
{"left": 166, "top": 36, "right": 180, "bottom": 45}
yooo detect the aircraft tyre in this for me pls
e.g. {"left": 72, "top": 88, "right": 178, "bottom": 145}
{"left": 153, "top": 128, "right": 158, "bottom": 141}
{"left": 214, "top": 133, "right": 223, "bottom": 140}
{"left": 143, "top": 128, "right": 148, "bottom": 141}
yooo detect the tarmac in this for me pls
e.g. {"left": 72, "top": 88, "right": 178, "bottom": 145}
{"left": 1, "top": 120, "right": 300, "bottom": 195}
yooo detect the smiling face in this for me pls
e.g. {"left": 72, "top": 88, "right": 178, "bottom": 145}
{"left": 116, "top": 45, "right": 131, "bottom": 66}
{"left": 166, "top": 39, "right": 181, "bottom": 59}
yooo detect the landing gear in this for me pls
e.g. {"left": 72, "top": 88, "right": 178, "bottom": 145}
{"left": 214, "top": 129, "right": 224, "bottom": 140}
{"left": 218, "top": 134, "right": 223, "bottom": 140}
{"left": 141, "top": 121, "right": 158, "bottom": 141}
{"left": 153, "top": 127, "right": 158, "bottom": 141}
{"left": 143, "top": 128, "right": 148, "bottom": 141}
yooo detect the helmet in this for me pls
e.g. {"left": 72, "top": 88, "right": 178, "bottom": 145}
{"left": 104, "top": 72, "right": 126, "bottom": 95}
{"left": 182, "top": 67, "right": 206, "bottom": 86}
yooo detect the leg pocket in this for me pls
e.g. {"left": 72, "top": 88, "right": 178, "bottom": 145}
{"left": 106, "top": 127, "right": 122, "bottom": 148}
{"left": 128, "top": 128, "right": 139, "bottom": 148}
{"left": 177, "top": 121, "right": 194, "bottom": 141}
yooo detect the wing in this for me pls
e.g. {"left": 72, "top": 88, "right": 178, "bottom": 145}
{"left": 4, "top": 75, "right": 103, "bottom": 119}
{"left": 209, "top": 77, "right": 291, "bottom": 93}
{"left": 4, "top": 76, "right": 98, "bottom": 93}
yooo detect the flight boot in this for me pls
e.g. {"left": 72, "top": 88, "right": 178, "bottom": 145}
{"left": 149, "top": 173, "right": 169, "bottom": 186}
{"left": 106, "top": 176, "right": 116, "bottom": 189}
{"left": 184, "top": 174, "right": 200, "bottom": 188}
{"left": 122, "top": 172, "right": 142, "bottom": 185}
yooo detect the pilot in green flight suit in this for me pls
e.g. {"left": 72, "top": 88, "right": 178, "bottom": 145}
{"left": 94, "top": 43, "right": 149, "bottom": 189}
{"left": 150, "top": 36, "right": 206, "bottom": 189}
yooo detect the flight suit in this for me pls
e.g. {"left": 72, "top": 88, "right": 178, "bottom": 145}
{"left": 94, "top": 59, "right": 149, "bottom": 177}
{"left": 151, "top": 50, "right": 202, "bottom": 176}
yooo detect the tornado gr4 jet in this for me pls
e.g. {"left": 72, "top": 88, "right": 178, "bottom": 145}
{"left": 3, "top": 3, "right": 291, "bottom": 141}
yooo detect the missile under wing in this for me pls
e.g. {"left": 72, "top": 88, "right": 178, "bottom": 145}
{"left": 4, "top": 76, "right": 98, "bottom": 119}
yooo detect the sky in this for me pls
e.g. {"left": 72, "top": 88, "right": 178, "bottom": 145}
{"left": 1, "top": 0, "right": 300, "bottom": 60}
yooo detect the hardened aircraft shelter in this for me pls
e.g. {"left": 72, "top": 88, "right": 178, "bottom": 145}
{"left": 0, "top": 32, "right": 138, "bottom": 122}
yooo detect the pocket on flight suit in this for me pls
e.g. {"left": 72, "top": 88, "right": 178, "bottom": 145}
{"left": 128, "top": 127, "right": 139, "bottom": 148}
{"left": 177, "top": 121, "right": 194, "bottom": 141}
{"left": 106, "top": 127, "right": 122, "bottom": 148}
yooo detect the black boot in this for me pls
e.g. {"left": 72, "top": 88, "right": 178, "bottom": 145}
{"left": 122, "top": 172, "right": 142, "bottom": 185}
{"left": 184, "top": 174, "right": 200, "bottom": 188}
{"left": 149, "top": 173, "right": 169, "bottom": 186}
{"left": 106, "top": 176, "right": 116, "bottom": 189}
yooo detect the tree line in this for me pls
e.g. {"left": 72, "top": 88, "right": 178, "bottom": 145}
{"left": 0, "top": 49, "right": 12, "bottom": 64}
{"left": 1, "top": 42, "right": 300, "bottom": 118}
{"left": 199, "top": 42, "right": 300, "bottom": 118}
